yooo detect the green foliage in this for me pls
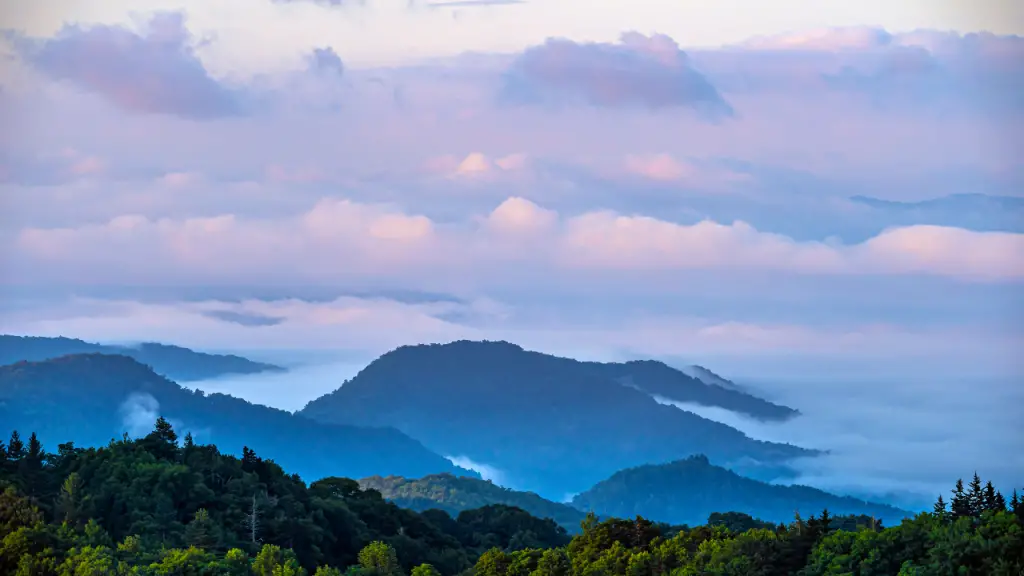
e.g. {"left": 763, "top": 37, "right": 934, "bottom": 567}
{"left": 2, "top": 424, "right": 1021, "bottom": 576}
{"left": 359, "top": 474, "right": 586, "bottom": 532}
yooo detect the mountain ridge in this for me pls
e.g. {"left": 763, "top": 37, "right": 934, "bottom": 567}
{"left": 0, "top": 334, "right": 285, "bottom": 381}
{"left": 572, "top": 454, "right": 911, "bottom": 528}
{"left": 301, "top": 339, "right": 815, "bottom": 500}
{"left": 0, "top": 353, "right": 472, "bottom": 482}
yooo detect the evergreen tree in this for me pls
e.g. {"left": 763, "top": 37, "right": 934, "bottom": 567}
{"left": 819, "top": 508, "right": 832, "bottom": 534}
{"left": 25, "top": 433, "right": 43, "bottom": 470}
{"left": 154, "top": 417, "right": 178, "bottom": 444}
{"left": 951, "top": 479, "right": 969, "bottom": 519}
{"left": 967, "top": 472, "right": 984, "bottom": 517}
{"left": 994, "top": 491, "right": 1007, "bottom": 511}
{"left": 7, "top": 431, "right": 25, "bottom": 461}
{"left": 983, "top": 481, "right": 999, "bottom": 512}
{"left": 932, "top": 494, "right": 947, "bottom": 522}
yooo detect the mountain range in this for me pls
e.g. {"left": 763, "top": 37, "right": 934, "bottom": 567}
{"left": 300, "top": 340, "right": 811, "bottom": 499}
{"left": 571, "top": 455, "right": 910, "bottom": 527}
{"left": 0, "top": 335, "right": 284, "bottom": 381}
{"left": 0, "top": 353, "right": 471, "bottom": 481}
{"left": 0, "top": 334, "right": 915, "bottom": 528}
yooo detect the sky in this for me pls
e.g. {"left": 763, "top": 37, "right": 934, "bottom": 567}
{"left": 0, "top": 0, "right": 1022, "bottom": 503}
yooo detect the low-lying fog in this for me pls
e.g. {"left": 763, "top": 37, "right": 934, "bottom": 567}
{"left": 186, "top": 359, "right": 1023, "bottom": 511}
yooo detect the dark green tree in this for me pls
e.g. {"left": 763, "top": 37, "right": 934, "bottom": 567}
{"left": 951, "top": 478, "right": 969, "bottom": 518}
{"left": 7, "top": 431, "right": 25, "bottom": 461}
{"left": 933, "top": 494, "right": 947, "bottom": 522}
{"left": 967, "top": 472, "right": 984, "bottom": 516}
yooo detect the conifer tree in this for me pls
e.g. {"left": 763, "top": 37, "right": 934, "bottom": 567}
{"left": 25, "top": 433, "right": 43, "bottom": 470}
{"left": 7, "top": 431, "right": 25, "bottom": 461}
{"left": 983, "top": 481, "right": 999, "bottom": 512}
{"left": 967, "top": 473, "right": 984, "bottom": 516}
{"left": 951, "top": 478, "right": 969, "bottom": 519}
{"left": 933, "top": 494, "right": 947, "bottom": 522}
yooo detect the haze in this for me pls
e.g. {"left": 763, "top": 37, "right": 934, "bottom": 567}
{"left": 1, "top": 0, "right": 1022, "bottom": 509}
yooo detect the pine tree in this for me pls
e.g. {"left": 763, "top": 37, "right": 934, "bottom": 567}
{"left": 951, "top": 478, "right": 969, "bottom": 519}
{"left": 7, "top": 431, "right": 25, "bottom": 461}
{"left": 967, "top": 473, "right": 984, "bottom": 517}
{"left": 57, "top": 473, "right": 84, "bottom": 526}
{"left": 154, "top": 417, "right": 177, "bottom": 444}
{"left": 933, "top": 494, "right": 947, "bottom": 522}
{"left": 820, "top": 508, "right": 832, "bottom": 534}
{"left": 1011, "top": 490, "right": 1020, "bottom": 513}
{"left": 994, "top": 491, "right": 1007, "bottom": 511}
{"left": 983, "top": 481, "right": 999, "bottom": 512}
{"left": 25, "top": 433, "right": 44, "bottom": 470}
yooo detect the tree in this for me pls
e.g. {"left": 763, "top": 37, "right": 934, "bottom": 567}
{"left": 252, "top": 544, "right": 305, "bottom": 576}
{"left": 7, "top": 431, "right": 25, "bottom": 461}
{"left": 951, "top": 479, "right": 969, "bottom": 519}
{"left": 983, "top": 481, "right": 1000, "bottom": 512}
{"left": 933, "top": 494, "right": 947, "bottom": 522}
{"left": 185, "top": 508, "right": 219, "bottom": 550}
{"left": 154, "top": 417, "right": 177, "bottom": 444}
{"left": 315, "top": 567, "right": 344, "bottom": 576}
{"left": 25, "top": 433, "right": 43, "bottom": 469}
{"left": 967, "top": 472, "right": 984, "bottom": 517}
{"left": 57, "top": 473, "right": 85, "bottom": 526}
{"left": 358, "top": 541, "right": 402, "bottom": 576}
{"left": 410, "top": 564, "right": 441, "bottom": 576}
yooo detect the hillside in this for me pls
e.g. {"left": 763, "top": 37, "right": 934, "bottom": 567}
{"left": 301, "top": 340, "right": 814, "bottom": 500}
{"left": 0, "top": 334, "right": 284, "bottom": 381}
{"left": 0, "top": 354, "right": 469, "bottom": 482}
{"left": 572, "top": 455, "right": 911, "bottom": 527}
{"left": 360, "top": 473, "right": 587, "bottom": 531}
{"left": 1, "top": 429, "right": 1020, "bottom": 575}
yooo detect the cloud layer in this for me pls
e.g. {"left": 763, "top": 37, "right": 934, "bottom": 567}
{"left": 0, "top": 14, "right": 1021, "bottom": 423}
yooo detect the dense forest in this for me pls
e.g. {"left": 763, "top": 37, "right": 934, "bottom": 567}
{"left": 0, "top": 335, "right": 284, "bottom": 382}
{"left": 359, "top": 474, "right": 587, "bottom": 532}
{"left": 3, "top": 422, "right": 1022, "bottom": 575}
{"left": 571, "top": 455, "right": 910, "bottom": 527}
{"left": 300, "top": 340, "right": 811, "bottom": 498}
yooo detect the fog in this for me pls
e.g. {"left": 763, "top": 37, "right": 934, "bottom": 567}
{"left": 184, "top": 361, "right": 367, "bottom": 412}
{"left": 189, "top": 360, "right": 1023, "bottom": 510}
{"left": 656, "top": 373, "right": 1024, "bottom": 510}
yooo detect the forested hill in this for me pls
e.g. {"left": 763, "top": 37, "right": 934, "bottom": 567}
{"left": 572, "top": 455, "right": 912, "bottom": 527}
{"left": 2, "top": 424, "right": 1022, "bottom": 575}
{"left": 360, "top": 474, "right": 587, "bottom": 532}
{"left": 0, "top": 354, "right": 470, "bottom": 481}
{"left": 301, "top": 340, "right": 813, "bottom": 500}
{"left": 0, "top": 335, "right": 284, "bottom": 381}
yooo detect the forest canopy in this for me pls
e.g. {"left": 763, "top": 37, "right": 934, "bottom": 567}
{"left": 2, "top": 421, "right": 1022, "bottom": 575}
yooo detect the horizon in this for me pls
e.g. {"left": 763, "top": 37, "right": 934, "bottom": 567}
{"left": 1, "top": 0, "right": 1022, "bottom": 540}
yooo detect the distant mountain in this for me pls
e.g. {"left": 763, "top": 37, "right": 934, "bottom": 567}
{"left": 849, "top": 193, "right": 1024, "bottom": 233}
{"left": 0, "top": 354, "right": 472, "bottom": 482}
{"left": 0, "top": 335, "right": 284, "bottom": 382}
{"left": 677, "top": 364, "right": 745, "bottom": 392}
{"left": 360, "top": 473, "right": 587, "bottom": 532}
{"left": 300, "top": 340, "right": 815, "bottom": 500}
{"left": 591, "top": 359, "right": 794, "bottom": 419}
{"left": 572, "top": 455, "right": 910, "bottom": 528}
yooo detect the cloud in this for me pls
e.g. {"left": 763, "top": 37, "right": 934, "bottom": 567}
{"left": 446, "top": 455, "right": 506, "bottom": 485}
{"left": 9, "top": 196, "right": 1024, "bottom": 285}
{"left": 655, "top": 372, "right": 1024, "bottom": 510}
{"left": 500, "top": 32, "right": 733, "bottom": 117}
{"left": 16, "top": 12, "right": 244, "bottom": 120}
{"left": 427, "top": 0, "right": 526, "bottom": 7}
{"left": 119, "top": 392, "right": 161, "bottom": 438}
